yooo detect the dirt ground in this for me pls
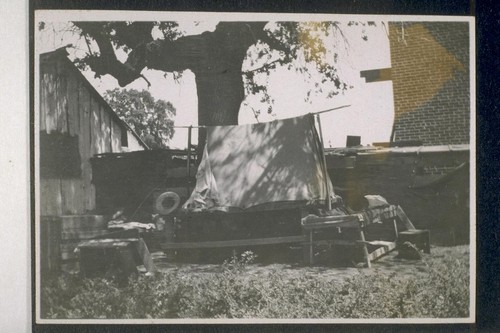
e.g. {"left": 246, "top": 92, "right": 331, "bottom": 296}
{"left": 61, "top": 245, "right": 470, "bottom": 281}
{"left": 149, "top": 245, "right": 470, "bottom": 283}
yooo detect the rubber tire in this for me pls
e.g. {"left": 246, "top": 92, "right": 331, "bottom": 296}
{"left": 155, "top": 191, "right": 180, "bottom": 215}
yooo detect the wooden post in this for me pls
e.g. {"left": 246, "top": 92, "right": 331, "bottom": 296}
{"left": 302, "top": 227, "right": 313, "bottom": 266}
{"left": 393, "top": 218, "right": 399, "bottom": 240}
{"left": 315, "top": 114, "right": 331, "bottom": 210}
{"left": 163, "top": 216, "right": 176, "bottom": 260}
{"left": 40, "top": 216, "right": 61, "bottom": 275}
{"left": 309, "top": 231, "right": 314, "bottom": 265}
{"left": 359, "top": 227, "right": 371, "bottom": 268}
{"left": 187, "top": 125, "right": 192, "bottom": 194}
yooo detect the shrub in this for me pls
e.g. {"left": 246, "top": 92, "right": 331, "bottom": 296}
{"left": 40, "top": 247, "right": 470, "bottom": 319}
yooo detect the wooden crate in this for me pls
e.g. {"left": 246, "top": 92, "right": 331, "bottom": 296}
{"left": 397, "top": 229, "right": 431, "bottom": 257}
{"left": 59, "top": 215, "right": 109, "bottom": 261}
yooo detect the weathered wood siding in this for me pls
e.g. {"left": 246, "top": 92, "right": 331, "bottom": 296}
{"left": 127, "top": 131, "right": 146, "bottom": 152}
{"left": 39, "top": 52, "right": 145, "bottom": 216}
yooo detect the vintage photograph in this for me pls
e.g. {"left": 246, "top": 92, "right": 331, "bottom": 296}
{"left": 34, "top": 11, "right": 474, "bottom": 323}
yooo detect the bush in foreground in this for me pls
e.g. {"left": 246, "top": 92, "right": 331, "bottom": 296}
{"left": 41, "top": 247, "right": 470, "bottom": 319}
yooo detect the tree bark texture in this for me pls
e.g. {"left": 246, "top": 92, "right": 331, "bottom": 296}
{"left": 78, "top": 22, "right": 267, "bottom": 145}
{"left": 141, "top": 22, "right": 266, "bottom": 127}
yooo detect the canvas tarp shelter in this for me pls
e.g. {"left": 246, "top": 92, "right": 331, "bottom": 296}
{"left": 182, "top": 114, "right": 337, "bottom": 212}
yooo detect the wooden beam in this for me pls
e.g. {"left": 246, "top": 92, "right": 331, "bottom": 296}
{"left": 312, "top": 105, "right": 351, "bottom": 115}
{"left": 308, "top": 231, "right": 313, "bottom": 265}
{"left": 302, "top": 221, "right": 360, "bottom": 230}
{"left": 61, "top": 229, "right": 111, "bottom": 240}
{"left": 315, "top": 113, "right": 331, "bottom": 210}
{"left": 356, "top": 240, "right": 396, "bottom": 247}
{"left": 301, "top": 214, "right": 361, "bottom": 230}
{"left": 302, "top": 214, "right": 360, "bottom": 224}
{"left": 396, "top": 206, "right": 416, "bottom": 231}
{"left": 359, "top": 228, "right": 371, "bottom": 268}
{"left": 77, "top": 238, "right": 139, "bottom": 249}
{"left": 161, "top": 235, "right": 306, "bottom": 250}
{"left": 367, "top": 242, "right": 397, "bottom": 262}
{"left": 313, "top": 239, "right": 357, "bottom": 247}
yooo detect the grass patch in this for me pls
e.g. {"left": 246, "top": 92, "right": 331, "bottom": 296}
{"left": 41, "top": 247, "right": 470, "bottom": 319}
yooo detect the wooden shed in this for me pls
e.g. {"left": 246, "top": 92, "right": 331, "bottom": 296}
{"left": 38, "top": 47, "right": 148, "bottom": 217}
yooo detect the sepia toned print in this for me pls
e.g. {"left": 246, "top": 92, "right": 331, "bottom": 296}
{"left": 34, "top": 11, "right": 475, "bottom": 323}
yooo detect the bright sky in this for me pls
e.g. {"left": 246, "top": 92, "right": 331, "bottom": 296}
{"left": 36, "top": 17, "right": 394, "bottom": 149}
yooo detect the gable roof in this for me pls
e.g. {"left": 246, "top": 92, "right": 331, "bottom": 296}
{"left": 39, "top": 46, "right": 149, "bottom": 150}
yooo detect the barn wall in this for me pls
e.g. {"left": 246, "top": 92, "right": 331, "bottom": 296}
{"left": 126, "top": 131, "right": 146, "bottom": 152}
{"left": 39, "top": 53, "right": 144, "bottom": 216}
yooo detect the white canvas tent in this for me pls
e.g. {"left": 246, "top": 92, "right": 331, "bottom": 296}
{"left": 183, "top": 114, "right": 337, "bottom": 212}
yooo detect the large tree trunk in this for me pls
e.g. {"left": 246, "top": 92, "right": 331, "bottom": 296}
{"left": 142, "top": 22, "right": 266, "bottom": 146}
{"left": 194, "top": 69, "right": 244, "bottom": 153}
{"left": 78, "top": 21, "right": 267, "bottom": 146}
{"left": 195, "top": 66, "right": 244, "bottom": 127}
{"left": 191, "top": 23, "right": 262, "bottom": 127}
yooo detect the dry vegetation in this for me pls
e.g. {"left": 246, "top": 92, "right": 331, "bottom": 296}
{"left": 41, "top": 245, "right": 470, "bottom": 319}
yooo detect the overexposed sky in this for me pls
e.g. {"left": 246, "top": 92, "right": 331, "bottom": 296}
{"left": 36, "top": 16, "right": 394, "bottom": 149}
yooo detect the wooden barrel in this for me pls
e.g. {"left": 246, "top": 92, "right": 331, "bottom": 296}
{"left": 40, "top": 216, "right": 61, "bottom": 274}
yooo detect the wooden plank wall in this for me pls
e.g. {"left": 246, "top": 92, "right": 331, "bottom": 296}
{"left": 40, "top": 56, "right": 130, "bottom": 216}
{"left": 111, "top": 121, "right": 122, "bottom": 152}
{"left": 127, "top": 131, "right": 146, "bottom": 151}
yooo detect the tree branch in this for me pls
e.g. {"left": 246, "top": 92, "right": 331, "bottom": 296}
{"left": 74, "top": 22, "right": 144, "bottom": 86}
{"left": 73, "top": 21, "right": 272, "bottom": 87}
{"left": 256, "top": 29, "right": 291, "bottom": 54}
{"left": 243, "top": 58, "right": 285, "bottom": 76}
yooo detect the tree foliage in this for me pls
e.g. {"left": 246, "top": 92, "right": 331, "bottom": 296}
{"left": 104, "top": 88, "right": 176, "bottom": 149}
{"left": 40, "top": 20, "right": 374, "bottom": 130}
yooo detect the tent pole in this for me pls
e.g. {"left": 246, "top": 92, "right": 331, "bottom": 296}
{"left": 313, "top": 104, "right": 350, "bottom": 115}
{"left": 315, "top": 114, "right": 331, "bottom": 210}
{"left": 187, "top": 125, "right": 192, "bottom": 194}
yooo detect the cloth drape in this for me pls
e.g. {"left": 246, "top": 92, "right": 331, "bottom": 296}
{"left": 183, "top": 114, "right": 335, "bottom": 212}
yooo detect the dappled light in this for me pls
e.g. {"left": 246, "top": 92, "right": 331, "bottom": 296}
{"left": 184, "top": 114, "right": 334, "bottom": 211}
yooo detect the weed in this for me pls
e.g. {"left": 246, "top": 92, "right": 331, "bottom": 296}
{"left": 40, "top": 247, "right": 470, "bottom": 319}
